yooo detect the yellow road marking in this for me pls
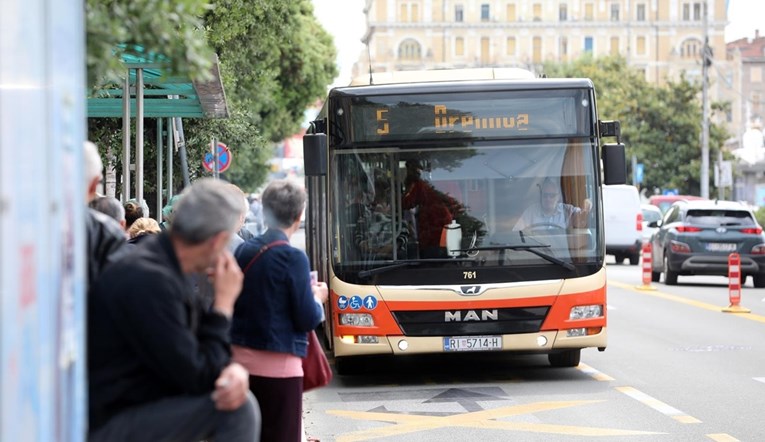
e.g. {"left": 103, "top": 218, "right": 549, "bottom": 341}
{"left": 707, "top": 433, "right": 740, "bottom": 441}
{"left": 609, "top": 280, "right": 765, "bottom": 323}
{"left": 327, "top": 400, "right": 663, "bottom": 441}
{"left": 616, "top": 386, "right": 701, "bottom": 424}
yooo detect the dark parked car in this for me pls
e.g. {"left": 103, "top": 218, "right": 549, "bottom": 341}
{"left": 650, "top": 200, "right": 765, "bottom": 286}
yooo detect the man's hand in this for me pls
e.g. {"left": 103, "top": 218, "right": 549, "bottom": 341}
{"left": 211, "top": 251, "right": 243, "bottom": 318}
{"left": 312, "top": 281, "right": 329, "bottom": 304}
{"left": 211, "top": 363, "right": 249, "bottom": 411}
{"left": 582, "top": 198, "right": 593, "bottom": 212}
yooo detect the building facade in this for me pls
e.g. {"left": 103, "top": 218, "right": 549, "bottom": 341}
{"left": 355, "top": 0, "right": 737, "bottom": 131}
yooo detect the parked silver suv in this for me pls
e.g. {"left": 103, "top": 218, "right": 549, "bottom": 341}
{"left": 650, "top": 200, "right": 765, "bottom": 286}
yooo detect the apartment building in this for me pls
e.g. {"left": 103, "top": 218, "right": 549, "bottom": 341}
{"left": 354, "top": 0, "right": 738, "bottom": 133}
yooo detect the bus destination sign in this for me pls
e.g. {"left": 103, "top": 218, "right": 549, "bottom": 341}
{"left": 343, "top": 90, "right": 591, "bottom": 144}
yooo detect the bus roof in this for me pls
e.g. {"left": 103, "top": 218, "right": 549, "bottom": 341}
{"left": 332, "top": 77, "right": 595, "bottom": 98}
{"left": 349, "top": 68, "right": 536, "bottom": 85}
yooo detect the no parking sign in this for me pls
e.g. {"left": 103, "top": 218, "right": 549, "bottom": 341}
{"left": 203, "top": 142, "right": 232, "bottom": 173}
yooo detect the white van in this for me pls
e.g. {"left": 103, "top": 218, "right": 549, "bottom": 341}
{"left": 603, "top": 184, "right": 643, "bottom": 265}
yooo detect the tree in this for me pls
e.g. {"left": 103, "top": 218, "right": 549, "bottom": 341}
{"left": 86, "top": 0, "right": 338, "bottom": 195}
{"left": 543, "top": 56, "right": 729, "bottom": 196}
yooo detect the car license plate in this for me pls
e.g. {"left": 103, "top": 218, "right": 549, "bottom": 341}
{"left": 443, "top": 336, "right": 502, "bottom": 352}
{"left": 705, "top": 243, "right": 736, "bottom": 252}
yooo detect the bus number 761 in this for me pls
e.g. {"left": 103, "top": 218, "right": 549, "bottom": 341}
{"left": 463, "top": 271, "right": 477, "bottom": 279}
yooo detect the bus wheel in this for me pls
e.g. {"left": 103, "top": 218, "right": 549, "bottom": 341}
{"left": 664, "top": 255, "right": 678, "bottom": 285}
{"left": 548, "top": 349, "right": 581, "bottom": 367}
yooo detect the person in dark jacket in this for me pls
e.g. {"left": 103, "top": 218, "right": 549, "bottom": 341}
{"left": 84, "top": 141, "right": 128, "bottom": 289}
{"left": 232, "top": 179, "right": 328, "bottom": 442}
{"left": 88, "top": 178, "right": 260, "bottom": 441}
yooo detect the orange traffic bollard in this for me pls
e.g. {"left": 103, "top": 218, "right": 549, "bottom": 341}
{"left": 722, "top": 252, "right": 750, "bottom": 313}
{"left": 635, "top": 241, "right": 656, "bottom": 291}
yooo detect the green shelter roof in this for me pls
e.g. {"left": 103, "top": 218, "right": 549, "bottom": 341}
{"left": 87, "top": 52, "right": 229, "bottom": 119}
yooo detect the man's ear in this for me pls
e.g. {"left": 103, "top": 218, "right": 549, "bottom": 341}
{"left": 87, "top": 176, "right": 100, "bottom": 202}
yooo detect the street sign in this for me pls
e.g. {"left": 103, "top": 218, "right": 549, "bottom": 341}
{"left": 635, "top": 163, "right": 644, "bottom": 184}
{"left": 663, "top": 188, "right": 678, "bottom": 196}
{"left": 203, "top": 142, "right": 232, "bottom": 173}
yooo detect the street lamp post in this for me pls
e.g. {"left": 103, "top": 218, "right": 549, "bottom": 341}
{"left": 700, "top": 1, "right": 711, "bottom": 199}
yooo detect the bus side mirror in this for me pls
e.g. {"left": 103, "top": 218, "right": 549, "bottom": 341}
{"left": 602, "top": 143, "right": 626, "bottom": 185}
{"left": 303, "top": 133, "right": 327, "bottom": 176}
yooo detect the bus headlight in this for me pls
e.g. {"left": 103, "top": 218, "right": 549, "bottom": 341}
{"left": 569, "top": 305, "right": 603, "bottom": 320}
{"left": 339, "top": 313, "right": 374, "bottom": 326}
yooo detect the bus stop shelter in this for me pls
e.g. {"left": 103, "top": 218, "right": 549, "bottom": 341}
{"left": 87, "top": 51, "right": 229, "bottom": 217}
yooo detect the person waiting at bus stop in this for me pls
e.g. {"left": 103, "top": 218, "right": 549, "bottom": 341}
{"left": 87, "top": 178, "right": 260, "bottom": 442}
{"left": 232, "top": 179, "right": 328, "bottom": 442}
{"left": 513, "top": 177, "right": 592, "bottom": 232}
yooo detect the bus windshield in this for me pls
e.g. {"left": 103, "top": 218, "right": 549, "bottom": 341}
{"left": 331, "top": 140, "right": 600, "bottom": 284}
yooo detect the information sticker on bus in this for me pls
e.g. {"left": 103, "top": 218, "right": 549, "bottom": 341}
{"left": 443, "top": 336, "right": 502, "bottom": 352}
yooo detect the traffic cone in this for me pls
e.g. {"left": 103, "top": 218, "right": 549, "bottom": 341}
{"left": 635, "top": 241, "right": 656, "bottom": 291}
{"left": 722, "top": 252, "right": 750, "bottom": 313}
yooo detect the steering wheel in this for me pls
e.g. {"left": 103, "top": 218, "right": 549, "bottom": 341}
{"left": 523, "top": 223, "right": 567, "bottom": 235}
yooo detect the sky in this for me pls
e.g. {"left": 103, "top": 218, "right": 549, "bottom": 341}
{"left": 312, "top": 0, "right": 765, "bottom": 88}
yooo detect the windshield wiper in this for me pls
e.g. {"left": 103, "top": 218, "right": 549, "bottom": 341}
{"left": 457, "top": 244, "right": 575, "bottom": 271}
{"left": 357, "top": 258, "right": 477, "bottom": 279}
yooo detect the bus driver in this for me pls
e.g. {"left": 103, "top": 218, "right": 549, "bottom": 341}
{"left": 513, "top": 177, "right": 592, "bottom": 232}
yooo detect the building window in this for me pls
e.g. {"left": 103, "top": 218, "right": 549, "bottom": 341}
{"left": 693, "top": 2, "right": 702, "bottom": 21}
{"left": 584, "top": 36, "right": 594, "bottom": 53}
{"left": 559, "top": 36, "right": 568, "bottom": 59}
{"left": 411, "top": 3, "right": 419, "bottom": 21}
{"left": 533, "top": 3, "right": 542, "bottom": 21}
{"left": 400, "top": 3, "right": 409, "bottom": 22}
{"left": 506, "top": 36, "right": 516, "bottom": 55}
{"left": 636, "top": 36, "right": 646, "bottom": 55}
{"left": 398, "top": 39, "right": 422, "bottom": 60}
{"left": 636, "top": 4, "right": 646, "bottom": 21}
{"left": 532, "top": 36, "right": 542, "bottom": 63}
{"left": 455, "top": 37, "right": 465, "bottom": 56}
{"left": 481, "top": 4, "right": 490, "bottom": 21}
{"left": 682, "top": 4, "right": 690, "bottom": 21}
{"left": 559, "top": 4, "right": 568, "bottom": 21}
{"left": 610, "top": 3, "right": 620, "bottom": 21}
{"left": 400, "top": 2, "right": 421, "bottom": 22}
{"left": 455, "top": 4, "right": 464, "bottom": 22}
{"left": 584, "top": 3, "right": 594, "bottom": 21}
{"left": 507, "top": 3, "right": 516, "bottom": 21}
{"left": 481, "top": 37, "right": 490, "bottom": 65}
{"left": 680, "top": 39, "right": 700, "bottom": 58}
{"left": 752, "top": 67, "right": 762, "bottom": 83}
{"left": 610, "top": 37, "right": 619, "bottom": 55}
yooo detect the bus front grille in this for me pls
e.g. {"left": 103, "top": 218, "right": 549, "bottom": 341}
{"left": 390, "top": 307, "right": 550, "bottom": 337}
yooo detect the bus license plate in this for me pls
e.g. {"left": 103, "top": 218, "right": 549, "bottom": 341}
{"left": 443, "top": 336, "right": 502, "bottom": 352}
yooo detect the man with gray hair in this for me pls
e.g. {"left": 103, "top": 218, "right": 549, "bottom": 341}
{"left": 88, "top": 178, "right": 260, "bottom": 441}
{"left": 89, "top": 196, "right": 127, "bottom": 231}
{"left": 84, "top": 141, "right": 128, "bottom": 288}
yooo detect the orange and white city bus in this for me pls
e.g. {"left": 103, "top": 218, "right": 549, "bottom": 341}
{"left": 303, "top": 69, "right": 626, "bottom": 373}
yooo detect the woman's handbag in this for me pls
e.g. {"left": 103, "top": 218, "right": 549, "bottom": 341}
{"left": 302, "top": 330, "right": 332, "bottom": 391}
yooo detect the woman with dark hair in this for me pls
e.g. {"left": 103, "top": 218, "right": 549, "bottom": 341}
{"left": 231, "top": 179, "right": 328, "bottom": 442}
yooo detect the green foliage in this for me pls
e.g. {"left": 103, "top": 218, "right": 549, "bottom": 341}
{"left": 87, "top": 0, "right": 339, "bottom": 193}
{"left": 755, "top": 207, "right": 765, "bottom": 227}
{"left": 86, "top": 0, "right": 214, "bottom": 88}
{"left": 543, "top": 56, "right": 730, "bottom": 196}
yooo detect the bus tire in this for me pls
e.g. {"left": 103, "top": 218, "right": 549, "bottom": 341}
{"left": 548, "top": 349, "right": 581, "bottom": 367}
{"left": 628, "top": 253, "right": 639, "bottom": 266}
{"left": 651, "top": 271, "right": 661, "bottom": 282}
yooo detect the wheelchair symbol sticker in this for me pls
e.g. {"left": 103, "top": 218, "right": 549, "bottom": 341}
{"left": 363, "top": 296, "right": 377, "bottom": 310}
{"left": 337, "top": 296, "right": 349, "bottom": 310}
{"left": 349, "top": 295, "right": 363, "bottom": 310}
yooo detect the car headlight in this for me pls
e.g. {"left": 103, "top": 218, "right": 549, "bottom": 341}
{"left": 569, "top": 305, "right": 603, "bottom": 320}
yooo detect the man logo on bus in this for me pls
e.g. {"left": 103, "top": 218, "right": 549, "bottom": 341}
{"left": 444, "top": 309, "right": 498, "bottom": 322}
{"left": 460, "top": 285, "right": 481, "bottom": 295}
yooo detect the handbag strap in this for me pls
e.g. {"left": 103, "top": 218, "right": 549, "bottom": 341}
{"left": 241, "top": 240, "right": 290, "bottom": 274}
